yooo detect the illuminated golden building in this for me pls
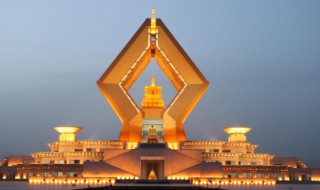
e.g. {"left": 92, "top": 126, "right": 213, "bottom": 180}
{"left": 97, "top": 9, "right": 209, "bottom": 143}
{"left": 2, "top": 9, "right": 320, "bottom": 186}
{"left": 32, "top": 126, "right": 123, "bottom": 165}
{"left": 182, "top": 127, "right": 274, "bottom": 166}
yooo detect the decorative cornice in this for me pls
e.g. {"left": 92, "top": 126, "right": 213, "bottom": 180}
{"left": 202, "top": 152, "right": 274, "bottom": 160}
{"left": 32, "top": 152, "right": 104, "bottom": 159}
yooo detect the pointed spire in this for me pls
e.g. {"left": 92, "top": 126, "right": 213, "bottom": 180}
{"left": 151, "top": 74, "right": 155, "bottom": 86}
{"left": 150, "top": 8, "right": 156, "bottom": 34}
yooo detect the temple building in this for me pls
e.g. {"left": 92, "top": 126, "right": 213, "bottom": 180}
{"left": 1, "top": 9, "right": 320, "bottom": 186}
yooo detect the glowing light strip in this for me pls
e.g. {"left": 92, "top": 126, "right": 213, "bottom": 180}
{"left": 117, "top": 29, "right": 152, "bottom": 113}
{"left": 118, "top": 85, "right": 140, "bottom": 113}
{"left": 156, "top": 43, "right": 187, "bottom": 113}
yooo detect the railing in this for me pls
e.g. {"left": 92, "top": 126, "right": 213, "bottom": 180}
{"left": 0, "top": 157, "right": 8, "bottom": 166}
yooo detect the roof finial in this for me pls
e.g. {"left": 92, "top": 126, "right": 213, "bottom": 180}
{"left": 151, "top": 74, "right": 155, "bottom": 86}
{"left": 151, "top": 8, "right": 156, "bottom": 34}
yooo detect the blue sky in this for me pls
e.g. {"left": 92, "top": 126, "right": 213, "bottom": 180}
{"left": 1, "top": 1, "right": 320, "bottom": 166}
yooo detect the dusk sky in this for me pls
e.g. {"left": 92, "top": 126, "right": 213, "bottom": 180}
{"left": 1, "top": 1, "right": 320, "bottom": 167}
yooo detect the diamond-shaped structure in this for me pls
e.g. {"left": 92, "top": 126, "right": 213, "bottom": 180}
{"left": 97, "top": 11, "right": 209, "bottom": 143}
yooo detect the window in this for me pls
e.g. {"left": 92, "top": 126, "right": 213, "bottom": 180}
{"left": 75, "top": 149, "right": 83, "bottom": 152}
{"left": 213, "top": 149, "right": 219, "bottom": 153}
{"left": 222, "top": 150, "right": 231, "bottom": 153}
{"left": 86, "top": 148, "right": 96, "bottom": 152}
{"left": 239, "top": 161, "right": 247, "bottom": 165}
{"left": 50, "top": 160, "right": 55, "bottom": 164}
{"left": 256, "top": 173, "right": 264, "bottom": 178}
{"left": 227, "top": 173, "right": 238, "bottom": 178}
{"left": 66, "top": 172, "right": 78, "bottom": 177}
{"left": 29, "top": 172, "right": 36, "bottom": 177}
{"left": 41, "top": 172, "right": 49, "bottom": 177}
{"left": 243, "top": 173, "right": 253, "bottom": 178}
{"left": 148, "top": 139, "right": 157, "bottom": 144}
{"left": 268, "top": 173, "right": 278, "bottom": 179}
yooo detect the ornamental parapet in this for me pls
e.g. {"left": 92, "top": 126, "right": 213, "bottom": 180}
{"left": 182, "top": 141, "right": 258, "bottom": 149}
{"left": 32, "top": 152, "right": 64, "bottom": 158}
{"left": 202, "top": 152, "right": 241, "bottom": 158}
{"left": 17, "top": 164, "right": 83, "bottom": 172}
{"left": 182, "top": 141, "right": 226, "bottom": 147}
{"left": 80, "top": 140, "right": 124, "bottom": 146}
{"left": 65, "top": 152, "right": 104, "bottom": 157}
{"left": 202, "top": 152, "right": 274, "bottom": 160}
{"left": 32, "top": 152, "right": 104, "bottom": 158}
{"left": 222, "top": 165, "right": 288, "bottom": 173}
{"left": 240, "top": 153, "right": 275, "bottom": 160}
{"left": 48, "top": 140, "right": 123, "bottom": 148}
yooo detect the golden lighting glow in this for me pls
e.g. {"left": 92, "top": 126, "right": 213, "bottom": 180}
{"left": 97, "top": 10, "right": 208, "bottom": 142}
{"left": 148, "top": 169, "right": 157, "bottom": 180}
{"left": 150, "top": 9, "right": 156, "bottom": 34}
{"left": 141, "top": 75, "right": 165, "bottom": 108}
{"left": 223, "top": 126, "right": 252, "bottom": 142}
{"left": 167, "top": 142, "right": 179, "bottom": 150}
{"left": 54, "top": 126, "right": 83, "bottom": 134}
{"left": 54, "top": 126, "right": 83, "bottom": 142}
{"left": 223, "top": 126, "right": 252, "bottom": 134}
{"left": 151, "top": 74, "right": 155, "bottom": 86}
{"left": 126, "top": 142, "right": 139, "bottom": 149}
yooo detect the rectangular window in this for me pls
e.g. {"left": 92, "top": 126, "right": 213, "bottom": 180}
{"left": 66, "top": 172, "right": 78, "bottom": 177}
{"left": 239, "top": 161, "right": 247, "bottom": 165}
{"left": 29, "top": 172, "right": 37, "bottom": 177}
{"left": 225, "top": 161, "right": 231, "bottom": 165}
{"left": 86, "top": 148, "right": 96, "bottom": 152}
{"left": 268, "top": 173, "right": 278, "bottom": 178}
{"left": 227, "top": 173, "right": 238, "bottom": 178}
{"left": 58, "top": 172, "right": 63, "bottom": 177}
{"left": 243, "top": 173, "right": 253, "bottom": 178}
{"left": 213, "top": 149, "right": 219, "bottom": 153}
{"left": 41, "top": 172, "right": 48, "bottom": 177}
{"left": 52, "top": 172, "right": 58, "bottom": 177}
{"left": 148, "top": 139, "right": 157, "bottom": 144}
{"left": 75, "top": 149, "right": 83, "bottom": 152}
{"left": 222, "top": 150, "right": 231, "bottom": 153}
{"left": 256, "top": 173, "right": 264, "bottom": 178}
